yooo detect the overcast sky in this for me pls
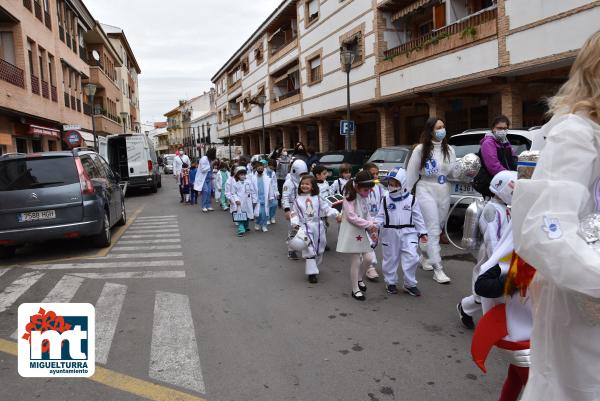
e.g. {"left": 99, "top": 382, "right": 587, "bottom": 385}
{"left": 85, "top": 0, "right": 282, "bottom": 129}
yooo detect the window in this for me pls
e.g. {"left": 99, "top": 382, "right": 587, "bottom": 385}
{"left": 241, "top": 57, "right": 249, "bottom": 74}
{"left": 307, "top": 54, "right": 322, "bottom": 85}
{"left": 0, "top": 32, "right": 16, "bottom": 65}
{"left": 27, "top": 40, "right": 34, "bottom": 75}
{"left": 243, "top": 94, "right": 252, "bottom": 112}
{"left": 254, "top": 46, "right": 264, "bottom": 65}
{"left": 305, "top": 0, "right": 319, "bottom": 26}
{"left": 31, "top": 139, "right": 42, "bottom": 153}
{"left": 340, "top": 27, "right": 365, "bottom": 68}
{"left": 38, "top": 47, "right": 45, "bottom": 81}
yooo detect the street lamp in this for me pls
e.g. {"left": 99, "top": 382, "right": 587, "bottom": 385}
{"left": 226, "top": 111, "right": 232, "bottom": 161}
{"left": 84, "top": 83, "right": 97, "bottom": 150}
{"left": 253, "top": 94, "right": 267, "bottom": 155}
{"left": 120, "top": 112, "right": 128, "bottom": 134}
{"left": 340, "top": 47, "right": 356, "bottom": 152}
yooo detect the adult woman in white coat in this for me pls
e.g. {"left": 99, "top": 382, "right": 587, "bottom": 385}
{"left": 194, "top": 148, "right": 216, "bottom": 212}
{"left": 512, "top": 30, "right": 600, "bottom": 401}
{"left": 406, "top": 117, "right": 456, "bottom": 284}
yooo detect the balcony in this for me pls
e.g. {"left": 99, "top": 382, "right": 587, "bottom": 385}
{"left": 33, "top": 1, "right": 42, "bottom": 21}
{"left": 269, "top": 37, "right": 298, "bottom": 65}
{"left": 50, "top": 85, "right": 57, "bottom": 102}
{"left": 41, "top": 79, "right": 49, "bottom": 99}
{"left": 0, "top": 59, "right": 25, "bottom": 88}
{"left": 379, "top": 7, "right": 498, "bottom": 72}
{"left": 31, "top": 74, "right": 40, "bottom": 95}
{"left": 271, "top": 88, "right": 301, "bottom": 111}
{"left": 83, "top": 102, "right": 92, "bottom": 116}
{"left": 88, "top": 66, "right": 120, "bottom": 93}
{"left": 94, "top": 113, "right": 123, "bottom": 134}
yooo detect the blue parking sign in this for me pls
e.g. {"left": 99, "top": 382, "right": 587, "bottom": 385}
{"left": 340, "top": 120, "right": 355, "bottom": 136}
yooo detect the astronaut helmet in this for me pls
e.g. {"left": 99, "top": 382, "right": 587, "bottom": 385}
{"left": 287, "top": 225, "right": 309, "bottom": 251}
{"left": 290, "top": 159, "right": 308, "bottom": 183}
{"left": 383, "top": 167, "right": 407, "bottom": 194}
{"left": 489, "top": 170, "right": 518, "bottom": 206}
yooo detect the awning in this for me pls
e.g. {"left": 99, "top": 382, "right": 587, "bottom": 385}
{"left": 392, "top": 0, "right": 435, "bottom": 22}
{"left": 28, "top": 124, "right": 60, "bottom": 139}
{"left": 0, "top": 133, "right": 12, "bottom": 146}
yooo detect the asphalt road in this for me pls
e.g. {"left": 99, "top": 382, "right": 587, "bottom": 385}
{"left": 0, "top": 176, "right": 507, "bottom": 401}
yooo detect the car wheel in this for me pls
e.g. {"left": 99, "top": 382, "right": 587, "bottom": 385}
{"left": 157, "top": 175, "right": 162, "bottom": 188}
{"left": 116, "top": 199, "right": 127, "bottom": 226}
{"left": 0, "top": 246, "right": 16, "bottom": 259}
{"left": 151, "top": 179, "right": 158, "bottom": 193}
{"left": 93, "top": 211, "right": 112, "bottom": 248}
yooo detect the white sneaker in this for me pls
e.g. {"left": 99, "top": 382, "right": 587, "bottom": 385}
{"left": 270, "top": 218, "right": 276, "bottom": 224}
{"left": 202, "top": 208, "right": 208, "bottom": 213}
{"left": 266, "top": 221, "right": 271, "bottom": 225}
{"left": 420, "top": 256, "right": 433, "bottom": 271}
{"left": 254, "top": 224, "right": 260, "bottom": 231}
{"left": 262, "top": 226, "right": 268, "bottom": 232}
{"left": 207, "top": 207, "right": 214, "bottom": 211}
{"left": 432, "top": 266, "right": 451, "bottom": 284}
{"left": 365, "top": 267, "right": 380, "bottom": 280}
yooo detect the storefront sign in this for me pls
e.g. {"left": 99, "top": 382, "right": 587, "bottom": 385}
{"left": 28, "top": 125, "right": 60, "bottom": 139}
{"left": 63, "top": 124, "right": 81, "bottom": 131}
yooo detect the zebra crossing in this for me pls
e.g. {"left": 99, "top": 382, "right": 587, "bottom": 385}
{"left": 0, "top": 215, "right": 206, "bottom": 396}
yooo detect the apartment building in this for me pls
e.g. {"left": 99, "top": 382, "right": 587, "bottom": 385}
{"left": 211, "top": 0, "right": 600, "bottom": 155}
{"left": 0, "top": 0, "right": 142, "bottom": 155}
{"left": 147, "top": 121, "right": 168, "bottom": 156}
{"left": 101, "top": 23, "right": 142, "bottom": 133}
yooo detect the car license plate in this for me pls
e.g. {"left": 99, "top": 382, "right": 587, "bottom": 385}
{"left": 18, "top": 210, "right": 56, "bottom": 222}
{"left": 454, "top": 183, "right": 474, "bottom": 194}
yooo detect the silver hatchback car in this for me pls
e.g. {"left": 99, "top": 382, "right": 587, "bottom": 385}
{"left": 0, "top": 149, "right": 126, "bottom": 258}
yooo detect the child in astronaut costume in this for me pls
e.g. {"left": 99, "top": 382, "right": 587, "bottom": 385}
{"left": 374, "top": 167, "right": 428, "bottom": 296}
{"left": 283, "top": 159, "right": 309, "bottom": 259}
{"left": 458, "top": 171, "right": 517, "bottom": 329}
{"left": 406, "top": 119, "right": 456, "bottom": 284}
{"left": 290, "top": 175, "right": 341, "bottom": 283}
{"left": 228, "top": 167, "right": 257, "bottom": 237}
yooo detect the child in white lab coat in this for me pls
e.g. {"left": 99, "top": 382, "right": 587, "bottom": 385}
{"left": 330, "top": 163, "right": 352, "bottom": 195}
{"left": 214, "top": 161, "right": 230, "bottom": 211}
{"left": 291, "top": 175, "right": 340, "bottom": 283}
{"left": 228, "top": 166, "right": 256, "bottom": 237}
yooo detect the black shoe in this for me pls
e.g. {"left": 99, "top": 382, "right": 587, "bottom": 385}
{"left": 180, "top": 199, "right": 184, "bottom": 203}
{"left": 308, "top": 274, "right": 318, "bottom": 284}
{"left": 457, "top": 302, "right": 475, "bottom": 329}
{"left": 386, "top": 284, "right": 399, "bottom": 294}
{"left": 352, "top": 290, "right": 366, "bottom": 301}
{"left": 288, "top": 251, "right": 299, "bottom": 260}
{"left": 403, "top": 286, "right": 422, "bottom": 297}
{"left": 325, "top": 245, "right": 330, "bottom": 252}
{"left": 357, "top": 280, "right": 367, "bottom": 292}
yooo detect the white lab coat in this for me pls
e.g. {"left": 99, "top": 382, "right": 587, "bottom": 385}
{"left": 292, "top": 194, "right": 339, "bottom": 274}
{"left": 251, "top": 172, "right": 277, "bottom": 218}
{"left": 406, "top": 142, "right": 456, "bottom": 264}
{"left": 228, "top": 178, "right": 257, "bottom": 218}
{"left": 512, "top": 114, "right": 600, "bottom": 401}
{"left": 173, "top": 154, "right": 190, "bottom": 183}
{"left": 193, "top": 156, "right": 211, "bottom": 191}
{"left": 214, "top": 170, "right": 230, "bottom": 200}
{"left": 330, "top": 177, "right": 349, "bottom": 195}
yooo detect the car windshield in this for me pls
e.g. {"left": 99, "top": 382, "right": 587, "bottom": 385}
{"left": 319, "top": 154, "right": 345, "bottom": 163}
{"left": 368, "top": 149, "right": 408, "bottom": 163}
{"left": 165, "top": 156, "right": 174, "bottom": 164}
{"left": 449, "top": 133, "right": 531, "bottom": 158}
{"left": 0, "top": 156, "right": 79, "bottom": 191}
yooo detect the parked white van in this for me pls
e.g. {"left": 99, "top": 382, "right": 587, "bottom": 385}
{"left": 99, "top": 133, "right": 162, "bottom": 193}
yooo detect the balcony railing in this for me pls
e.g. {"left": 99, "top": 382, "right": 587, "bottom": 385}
{"left": 59, "top": 25, "right": 64, "bottom": 42}
{"left": 50, "top": 84, "right": 57, "bottom": 102}
{"left": 34, "top": 1, "right": 42, "bottom": 21}
{"left": 23, "top": 0, "right": 32, "bottom": 11}
{"left": 272, "top": 88, "right": 300, "bottom": 103}
{"left": 70, "top": 95, "right": 76, "bottom": 110}
{"left": 0, "top": 59, "right": 25, "bottom": 88}
{"left": 64, "top": 92, "right": 69, "bottom": 107}
{"left": 270, "top": 34, "right": 297, "bottom": 56}
{"left": 383, "top": 7, "right": 498, "bottom": 59}
{"left": 83, "top": 103, "right": 92, "bottom": 116}
{"left": 31, "top": 74, "right": 40, "bottom": 95}
{"left": 44, "top": 11, "right": 51, "bottom": 30}
{"left": 41, "top": 79, "right": 49, "bottom": 98}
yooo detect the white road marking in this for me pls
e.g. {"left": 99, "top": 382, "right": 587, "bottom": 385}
{"left": 150, "top": 291, "right": 205, "bottom": 394}
{"left": 95, "top": 282, "right": 127, "bottom": 365}
{"left": 0, "top": 267, "right": 13, "bottom": 278}
{"left": 0, "top": 272, "right": 45, "bottom": 313}
{"left": 136, "top": 215, "right": 177, "bottom": 220}
{"left": 104, "top": 252, "right": 182, "bottom": 259}
{"left": 126, "top": 229, "right": 181, "bottom": 234}
{"left": 117, "top": 239, "right": 181, "bottom": 244}
{"left": 129, "top": 225, "right": 178, "bottom": 229}
{"left": 112, "top": 245, "right": 182, "bottom": 251}
{"left": 71, "top": 271, "right": 186, "bottom": 279}
{"left": 11, "top": 274, "right": 84, "bottom": 339}
{"left": 25, "top": 260, "right": 184, "bottom": 270}
{"left": 121, "top": 234, "right": 181, "bottom": 238}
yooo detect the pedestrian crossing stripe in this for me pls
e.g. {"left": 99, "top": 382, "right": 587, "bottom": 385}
{"left": 117, "top": 239, "right": 181, "bottom": 244}
{"left": 112, "top": 245, "right": 182, "bottom": 251}
{"left": 95, "top": 283, "right": 127, "bottom": 364}
{"left": 24, "top": 260, "right": 184, "bottom": 270}
{"left": 0, "top": 272, "right": 45, "bottom": 313}
{"left": 122, "top": 234, "right": 181, "bottom": 238}
{"left": 136, "top": 215, "right": 177, "bottom": 219}
{"left": 104, "top": 252, "right": 183, "bottom": 259}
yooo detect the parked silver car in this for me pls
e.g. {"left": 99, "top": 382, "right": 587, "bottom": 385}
{"left": 366, "top": 146, "right": 413, "bottom": 179}
{"left": 0, "top": 149, "right": 126, "bottom": 258}
{"left": 163, "top": 154, "right": 175, "bottom": 174}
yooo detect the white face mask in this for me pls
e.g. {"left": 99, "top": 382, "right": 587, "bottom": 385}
{"left": 282, "top": 151, "right": 288, "bottom": 156}
{"left": 388, "top": 185, "right": 402, "bottom": 194}
{"left": 493, "top": 129, "right": 508, "bottom": 143}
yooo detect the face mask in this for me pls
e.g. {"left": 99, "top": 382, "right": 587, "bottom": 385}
{"left": 282, "top": 151, "right": 288, "bottom": 156}
{"left": 358, "top": 189, "right": 370, "bottom": 198}
{"left": 434, "top": 129, "right": 446, "bottom": 142}
{"left": 493, "top": 129, "right": 508, "bottom": 143}
{"left": 257, "top": 169, "right": 264, "bottom": 175}
{"left": 388, "top": 185, "right": 402, "bottom": 195}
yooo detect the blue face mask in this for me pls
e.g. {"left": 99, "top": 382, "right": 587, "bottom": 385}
{"left": 434, "top": 128, "right": 446, "bottom": 142}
